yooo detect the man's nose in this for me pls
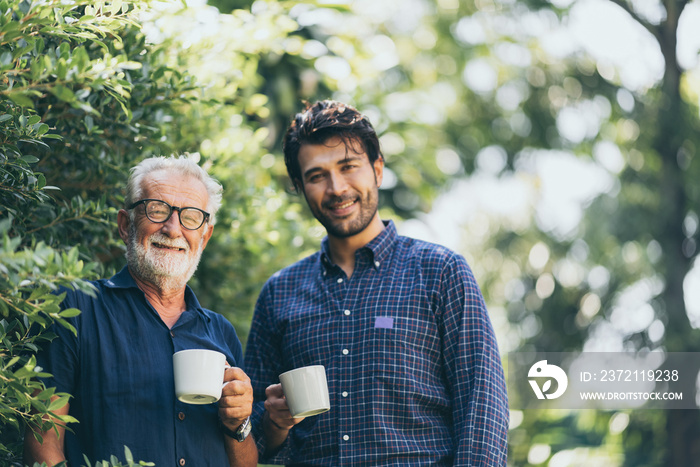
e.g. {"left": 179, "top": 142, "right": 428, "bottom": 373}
{"left": 159, "top": 211, "right": 183, "bottom": 237}
{"left": 326, "top": 172, "right": 348, "bottom": 195}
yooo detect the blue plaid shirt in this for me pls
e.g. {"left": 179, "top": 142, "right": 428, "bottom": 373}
{"left": 245, "top": 221, "right": 508, "bottom": 466}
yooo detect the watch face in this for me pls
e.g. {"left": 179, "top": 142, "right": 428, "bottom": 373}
{"left": 235, "top": 417, "right": 251, "bottom": 441}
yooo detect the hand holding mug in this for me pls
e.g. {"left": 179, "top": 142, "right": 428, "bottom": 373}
{"left": 262, "top": 366, "right": 329, "bottom": 453}
{"left": 264, "top": 383, "right": 306, "bottom": 432}
{"left": 218, "top": 366, "right": 254, "bottom": 431}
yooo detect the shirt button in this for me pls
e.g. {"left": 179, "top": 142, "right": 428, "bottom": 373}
{"left": 342, "top": 391, "right": 349, "bottom": 397}
{"left": 178, "top": 412, "right": 185, "bottom": 421}
{"left": 375, "top": 261, "right": 380, "bottom": 268}
{"left": 337, "top": 278, "right": 343, "bottom": 284}
{"left": 342, "top": 349, "right": 349, "bottom": 355}
{"left": 343, "top": 435, "right": 350, "bottom": 441}
{"left": 343, "top": 309, "right": 351, "bottom": 316}
{"left": 179, "top": 458, "right": 186, "bottom": 466}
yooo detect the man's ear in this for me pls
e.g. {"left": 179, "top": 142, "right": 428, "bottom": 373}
{"left": 200, "top": 223, "right": 214, "bottom": 250}
{"left": 292, "top": 178, "right": 304, "bottom": 194}
{"left": 117, "top": 209, "right": 131, "bottom": 244}
{"left": 373, "top": 156, "right": 385, "bottom": 187}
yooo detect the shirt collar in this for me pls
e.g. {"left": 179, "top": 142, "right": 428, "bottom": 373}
{"left": 104, "top": 265, "right": 139, "bottom": 289}
{"left": 320, "top": 220, "right": 397, "bottom": 273}
{"left": 105, "top": 266, "right": 210, "bottom": 321}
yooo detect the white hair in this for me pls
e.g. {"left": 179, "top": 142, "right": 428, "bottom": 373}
{"left": 125, "top": 155, "right": 223, "bottom": 226}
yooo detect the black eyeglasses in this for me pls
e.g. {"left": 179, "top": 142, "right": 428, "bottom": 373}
{"left": 128, "top": 199, "right": 210, "bottom": 230}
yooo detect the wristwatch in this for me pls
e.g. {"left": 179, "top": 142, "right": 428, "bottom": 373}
{"left": 220, "top": 416, "right": 251, "bottom": 442}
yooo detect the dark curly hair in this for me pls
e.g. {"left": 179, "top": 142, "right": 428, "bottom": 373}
{"left": 283, "top": 100, "right": 382, "bottom": 190}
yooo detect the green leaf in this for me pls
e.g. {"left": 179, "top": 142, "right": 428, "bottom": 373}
{"left": 36, "top": 387, "right": 56, "bottom": 400}
{"left": 21, "top": 155, "right": 40, "bottom": 163}
{"left": 30, "top": 57, "right": 45, "bottom": 80}
{"left": 48, "top": 394, "right": 70, "bottom": 411}
{"left": 73, "top": 46, "right": 89, "bottom": 72}
{"left": 50, "top": 85, "right": 76, "bottom": 103}
{"left": 56, "top": 58, "right": 67, "bottom": 80}
{"left": 110, "top": 0, "right": 123, "bottom": 15}
{"left": 8, "top": 93, "right": 34, "bottom": 108}
{"left": 2, "top": 356, "right": 20, "bottom": 371}
{"left": 54, "top": 414, "right": 79, "bottom": 424}
{"left": 30, "top": 398, "right": 48, "bottom": 413}
{"left": 35, "top": 36, "right": 45, "bottom": 54}
{"left": 58, "top": 308, "right": 81, "bottom": 318}
{"left": 55, "top": 318, "right": 77, "bottom": 336}
{"left": 124, "top": 445, "right": 134, "bottom": 463}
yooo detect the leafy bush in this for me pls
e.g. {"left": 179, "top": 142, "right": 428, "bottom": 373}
{"left": 1, "top": 0, "right": 191, "bottom": 464}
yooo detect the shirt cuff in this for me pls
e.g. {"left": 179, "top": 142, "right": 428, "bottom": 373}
{"left": 251, "top": 401, "right": 293, "bottom": 464}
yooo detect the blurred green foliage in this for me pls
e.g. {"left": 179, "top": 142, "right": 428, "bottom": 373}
{"left": 4, "top": 0, "right": 700, "bottom": 466}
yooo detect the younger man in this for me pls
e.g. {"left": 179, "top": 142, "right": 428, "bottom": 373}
{"left": 245, "top": 101, "right": 508, "bottom": 465}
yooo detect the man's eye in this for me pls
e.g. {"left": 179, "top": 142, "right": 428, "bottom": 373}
{"left": 151, "top": 207, "right": 169, "bottom": 216}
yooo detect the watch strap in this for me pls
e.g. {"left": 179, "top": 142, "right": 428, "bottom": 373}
{"left": 220, "top": 416, "right": 251, "bottom": 442}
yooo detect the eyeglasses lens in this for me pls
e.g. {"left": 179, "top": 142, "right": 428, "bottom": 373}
{"left": 180, "top": 209, "right": 204, "bottom": 229}
{"left": 144, "top": 201, "right": 204, "bottom": 230}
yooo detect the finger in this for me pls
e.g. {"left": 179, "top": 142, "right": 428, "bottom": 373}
{"left": 222, "top": 379, "right": 253, "bottom": 398}
{"left": 219, "top": 392, "right": 252, "bottom": 415}
{"left": 264, "top": 394, "right": 292, "bottom": 414}
{"left": 264, "top": 405, "right": 306, "bottom": 430}
{"left": 223, "top": 366, "right": 250, "bottom": 383}
{"left": 265, "top": 383, "right": 284, "bottom": 398}
{"left": 219, "top": 397, "right": 253, "bottom": 412}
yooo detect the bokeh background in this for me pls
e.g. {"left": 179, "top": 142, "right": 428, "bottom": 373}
{"left": 3, "top": 0, "right": 700, "bottom": 465}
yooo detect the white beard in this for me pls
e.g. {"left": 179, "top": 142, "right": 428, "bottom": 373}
{"left": 126, "top": 225, "right": 204, "bottom": 292}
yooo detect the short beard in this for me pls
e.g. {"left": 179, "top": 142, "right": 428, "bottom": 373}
{"left": 126, "top": 223, "right": 203, "bottom": 292}
{"left": 307, "top": 184, "right": 380, "bottom": 239}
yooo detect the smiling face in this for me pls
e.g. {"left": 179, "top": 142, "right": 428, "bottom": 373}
{"left": 298, "top": 136, "right": 384, "bottom": 244}
{"left": 118, "top": 170, "right": 213, "bottom": 291}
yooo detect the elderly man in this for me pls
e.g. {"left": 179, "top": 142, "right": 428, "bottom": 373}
{"left": 245, "top": 101, "right": 508, "bottom": 466}
{"left": 24, "top": 156, "right": 257, "bottom": 466}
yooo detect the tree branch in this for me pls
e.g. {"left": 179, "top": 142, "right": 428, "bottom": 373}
{"left": 607, "top": 0, "right": 661, "bottom": 42}
{"left": 663, "top": 0, "right": 690, "bottom": 35}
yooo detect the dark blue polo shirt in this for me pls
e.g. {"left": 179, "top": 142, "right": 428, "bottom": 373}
{"left": 37, "top": 266, "right": 244, "bottom": 466}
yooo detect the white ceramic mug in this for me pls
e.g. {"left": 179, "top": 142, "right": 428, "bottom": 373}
{"left": 173, "top": 349, "right": 227, "bottom": 405}
{"left": 279, "top": 365, "right": 331, "bottom": 418}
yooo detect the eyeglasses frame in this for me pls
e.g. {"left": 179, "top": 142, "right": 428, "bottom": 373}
{"left": 128, "top": 198, "right": 210, "bottom": 231}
